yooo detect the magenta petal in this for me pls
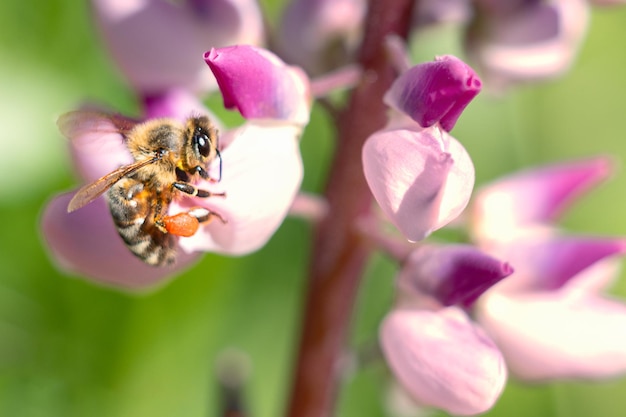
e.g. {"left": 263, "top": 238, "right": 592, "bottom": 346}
{"left": 385, "top": 55, "right": 482, "bottom": 131}
{"left": 497, "top": 235, "right": 626, "bottom": 293}
{"left": 473, "top": 157, "right": 612, "bottom": 238}
{"left": 398, "top": 244, "right": 513, "bottom": 308}
{"left": 204, "top": 46, "right": 311, "bottom": 124}
{"left": 362, "top": 127, "right": 474, "bottom": 241}
{"left": 380, "top": 308, "right": 506, "bottom": 415}
{"left": 92, "top": 0, "right": 264, "bottom": 94}
{"left": 41, "top": 192, "right": 200, "bottom": 288}
{"left": 477, "top": 292, "right": 626, "bottom": 380}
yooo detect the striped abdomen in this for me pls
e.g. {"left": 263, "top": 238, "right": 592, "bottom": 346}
{"left": 106, "top": 178, "right": 176, "bottom": 266}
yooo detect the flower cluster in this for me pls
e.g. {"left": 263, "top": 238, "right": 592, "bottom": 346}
{"left": 357, "top": 40, "right": 626, "bottom": 415}
{"left": 40, "top": 0, "right": 626, "bottom": 416}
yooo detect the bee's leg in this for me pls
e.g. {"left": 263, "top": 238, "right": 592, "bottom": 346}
{"left": 186, "top": 207, "right": 228, "bottom": 225}
{"left": 172, "top": 182, "right": 226, "bottom": 198}
{"left": 162, "top": 207, "right": 227, "bottom": 237}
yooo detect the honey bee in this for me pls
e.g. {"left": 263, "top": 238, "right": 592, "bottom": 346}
{"left": 59, "top": 111, "right": 227, "bottom": 266}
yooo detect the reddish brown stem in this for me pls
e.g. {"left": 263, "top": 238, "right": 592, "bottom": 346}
{"left": 285, "top": 2, "right": 416, "bottom": 417}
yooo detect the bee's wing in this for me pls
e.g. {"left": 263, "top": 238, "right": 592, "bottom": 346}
{"left": 57, "top": 110, "right": 138, "bottom": 140}
{"left": 67, "top": 157, "right": 158, "bottom": 213}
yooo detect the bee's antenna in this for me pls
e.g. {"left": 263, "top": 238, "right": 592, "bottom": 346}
{"left": 216, "top": 148, "right": 223, "bottom": 182}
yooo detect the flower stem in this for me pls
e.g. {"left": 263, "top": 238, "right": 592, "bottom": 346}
{"left": 285, "top": 2, "right": 416, "bottom": 417}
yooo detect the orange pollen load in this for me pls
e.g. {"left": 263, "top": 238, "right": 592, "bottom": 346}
{"left": 164, "top": 212, "right": 200, "bottom": 237}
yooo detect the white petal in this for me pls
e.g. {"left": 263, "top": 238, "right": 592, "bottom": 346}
{"left": 363, "top": 127, "right": 474, "bottom": 241}
{"left": 178, "top": 121, "right": 303, "bottom": 255}
{"left": 477, "top": 291, "right": 626, "bottom": 380}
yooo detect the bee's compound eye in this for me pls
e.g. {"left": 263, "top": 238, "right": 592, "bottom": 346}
{"left": 193, "top": 132, "right": 212, "bottom": 158}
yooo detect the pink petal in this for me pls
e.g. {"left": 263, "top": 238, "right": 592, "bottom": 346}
{"left": 471, "top": 156, "right": 612, "bottom": 244}
{"left": 384, "top": 55, "right": 482, "bottom": 131}
{"left": 204, "top": 46, "right": 311, "bottom": 125}
{"left": 276, "top": 0, "right": 366, "bottom": 75}
{"left": 92, "top": 0, "right": 264, "bottom": 94}
{"left": 58, "top": 110, "right": 134, "bottom": 183}
{"left": 380, "top": 307, "right": 506, "bottom": 415}
{"left": 477, "top": 291, "right": 626, "bottom": 380}
{"left": 362, "top": 126, "right": 474, "bottom": 241}
{"left": 177, "top": 122, "right": 303, "bottom": 255}
{"left": 41, "top": 192, "right": 200, "bottom": 288}
{"left": 466, "top": 0, "right": 589, "bottom": 88}
{"left": 142, "top": 88, "right": 223, "bottom": 128}
{"left": 486, "top": 234, "right": 626, "bottom": 295}
{"left": 398, "top": 244, "right": 513, "bottom": 309}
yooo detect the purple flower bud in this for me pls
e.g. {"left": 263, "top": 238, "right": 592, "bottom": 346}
{"left": 398, "top": 244, "right": 513, "bottom": 308}
{"left": 384, "top": 55, "right": 482, "bottom": 131}
{"left": 205, "top": 46, "right": 311, "bottom": 125}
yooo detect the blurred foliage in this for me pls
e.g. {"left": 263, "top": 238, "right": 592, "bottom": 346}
{"left": 1, "top": 1, "right": 626, "bottom": 417}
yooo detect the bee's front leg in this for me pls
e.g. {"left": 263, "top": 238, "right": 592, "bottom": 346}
{"left": 172, "top": 181, "right": 226, "bottom": 198}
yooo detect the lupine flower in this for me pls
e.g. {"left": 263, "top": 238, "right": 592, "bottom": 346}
{"left": 42, "top": 46, "right": 310, "bottom": 288}
{"left": 465, "top": 0, "right": 589, "bottom": 90}
{"left": 472, "top": 156, "right": 612, "bottom": 248}
{"left": 362, "top": 55, "right": 481, "bottom": 242}
{"left": 469, "top": 157, "right": 626, "bottom": 380}
{"left": 380, "top": 244, "right": 512, "bottom": 415}
{"left": 276, "top": 0, "right": 366, "bottom": 75}
{"left": 91, "top": 0, "right": 264, "bottom": 94}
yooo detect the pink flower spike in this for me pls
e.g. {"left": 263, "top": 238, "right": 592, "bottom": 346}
{"left": 384, "top": 55, "right": 482, "bottom": 131}
{"left": 362, "top": 126, "right": 475, "bottom": 241}
{"left": 380, "top": 308, "right": 507, "bottom": 415}
{"left": 472, "top": 156, "right": 613, "bottom": 242}
{"left": 398, "top": 244, "right": 513, "bottom": 309}
{"left": 477, "top": 291, "right": 626, "bottom": 381}
{"left": 177, "top": 122, "right": 303, "bottom": 255}
{"left": 204, "top": 46, "right": 311, "bottom": 125}
{"left": 41, "top": 192, "right": 200, "bottom": 288}
{"left": 91, "top": 0, "right": 264, "bottom": 94}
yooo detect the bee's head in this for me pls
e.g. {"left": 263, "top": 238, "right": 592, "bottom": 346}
{"left": 185, "top": 116, "right": 222, "bottom": 182}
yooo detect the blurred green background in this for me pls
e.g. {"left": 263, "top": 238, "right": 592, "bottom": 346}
{"left": 1, "top": 1, "right": 626, "bottom": 417}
